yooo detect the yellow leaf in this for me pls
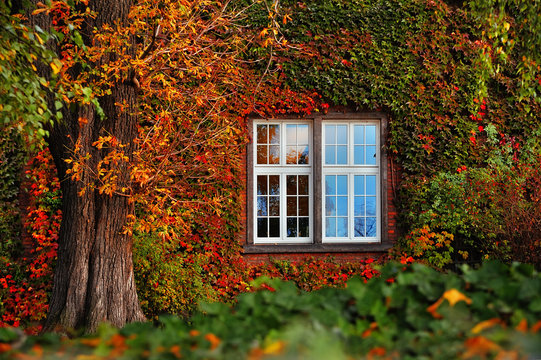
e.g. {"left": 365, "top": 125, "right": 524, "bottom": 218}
{"left": 442, "top": 288, "right": 472, "bottom": 306}
{"left": 263, "top": 341, "right": 285, "bottom": 355}
{"left": 50, "top": 61, "right": 62, "bottom": 74}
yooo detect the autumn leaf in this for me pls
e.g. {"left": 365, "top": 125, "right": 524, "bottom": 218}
{"left": 462, "top": 336, "right": 501, "bottom": 359}
{"left": 471, "top": 318, "right": 504, "bottom": 334}
{"left": 442, "top": 289, "right": 472, "bottom": 306}
{"left": 204, "top": 333, "right": 221, "bottom": 350}
{"left": 428, "top": 289, "right": 472, "bottom": 318}
{"left": 263, "top": 341, "right": 286, "bottom": 355}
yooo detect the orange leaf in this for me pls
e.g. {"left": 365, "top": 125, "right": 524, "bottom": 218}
{"left": 531, "top": 320, "right": 541, "bottom": 333}
{"left": 515, "top": 318, "right": 528, "bottom": 333}
{"left": 362, "top": 322, "right": 378, "bottom": 338}
{"left": 204, "top": 333, "right": 221, "bottom": 350}
{"left": 170, "top": 345, "right": 181, "bottom": 359}
{"left": 367, "top": 347, "right": 386, "bottom": 360}
{"left": 80, "top": 338, "right": 101, "bottom": 347}
{"left": 427, "top": 298, "right": 444, "bottom": 319}
{"left": 471, "top": 318, "right": 503, "bottom": 334}
{"left": 462, "top": 336, "right": 501, "bottom": 359}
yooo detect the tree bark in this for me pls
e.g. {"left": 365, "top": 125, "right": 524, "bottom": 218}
{"left": 31, "top": 0, "right": 146, "bottom": 333}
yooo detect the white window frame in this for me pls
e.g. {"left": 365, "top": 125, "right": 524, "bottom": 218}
{"left": 253, "top": 120, "right": 313, "bottom": 244}
{"left": 322, "top": 121, "right": 380, "bottom": 243}
{"left": 249, "top": 117, "right": 384, "bottom": 247}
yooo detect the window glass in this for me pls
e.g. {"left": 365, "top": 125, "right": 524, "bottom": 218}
{"left": 286, "top": 124, "right": 310, "bottom": 164}
{"left": 324, "top": 125, "right": 348, "bottom": 165}
{"left": 286, "top": 175, "right": 310, "bottom": 238}
{"left": 256, "top": 124, "right": 280, "bottom": 164}
{"left": 256, "top": 175, "right": 280, "bottom": 238}
{"left": 325, "top": 175, "right": 348, "bottom": 238}
{"left": 353, "top": 174, "right": 377, "bottom": 238}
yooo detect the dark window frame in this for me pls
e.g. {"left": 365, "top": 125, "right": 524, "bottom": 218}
{"left": 245, "top": 112, "right": 391, "bottom": 254}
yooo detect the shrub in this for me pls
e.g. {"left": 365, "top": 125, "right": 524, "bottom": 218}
{"left": 2, "top": 261, "right": 540, "bottom": 359}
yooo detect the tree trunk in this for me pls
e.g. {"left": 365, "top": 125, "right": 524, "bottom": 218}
{"left": 32, "top": 0, "right": 146, "bottom": 333}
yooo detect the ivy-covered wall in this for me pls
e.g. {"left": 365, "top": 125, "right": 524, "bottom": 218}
{"left": 240, "top": 0, "right": 541, "bottom": 267}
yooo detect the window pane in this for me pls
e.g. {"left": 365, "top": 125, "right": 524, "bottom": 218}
{"left": 354, "top": 218, "right": 365, "bottom": 237}
{"left": 269, "top": 196, "right": 280, "bottom": 216}
{"left": 325, "top": 125, "right": 335, "bottom": 145}
{"left": 337, "top": 196, "right": 348, "bottom": 216}
{"left": 366, "top": 145, "right": 376, "bottom": 165}
{"left": 337, "top": 175, "right": 347, "bottom": 195}
{"left": 269, "top": 145, "right": 280, "bottom": 164}
{"left": 325, "top": 145, "right": 335, "bottom": 164}
{"left": 354, "top": 197, "right": 364, "bottom": 216}
{"left": 286, "top": 124, "right": 296, "bottom": 144}
{"left": 287, "top": 175, "right": 296, "bottom": 195}
{"left": 325, "top": 217, "right": 336, "bottom": 237}
{"left": 257, "top": 197, "right": 267, "bottom": 216}
{"left": 354, "top": 145, "right": 364, "bottom": 165}
{"left": 257, "top": 218, "right": 268, "bottom": 237}
{"left": 366, "top": 196, "right": 376, "bottom": 216}
{"left": 269, "top": 175, "right": 280, "bottom": 195}
{"left": 325, "top": 196, "right": 336, "bottom": 216}
{"left": 299, "top": 218, "right": 309, "bottom": 237}
{"left": 298, "top": 175, "right": 309, "bottom": 195}
{"left": 366, "top": 175, "right": 376, "bottom": 195}
{"left": 287, "top": 218, "right": 297, "bottom": 237}
{"left": 337, "top": 145, "right": 347, "bottom": 164}
{"left": 269, "top": 218, "right": 280, "bottom": 237}
{"left": 298, "top": 196, "right": 309, "bottom": 216}
{"left": 257, "top": 175, "right": 267, "bottom": 195}
{"left": 286, "top": 146, "right": 297, "bottom": 164}
{"left": 287, "top": 197, "right": 296, "bottom": 216}
{"left": 337, "top": 125, "right": 347, "bottom": 144}
{"left": 366, "top": 125, "right": 376, "bottom": 145}
{"left": 354, "top": 125, "right": 363, "bottom": 144}
{"left": 257, "top": 125, "right": 267, "bottom": 144}
{"left": 325, "top": 175, "right": 336, "bottom": 195}
{"left": 257, "top": 145, "right": 267, "bottom": 164}
{"left": 366, "top": 217, "right": 377, "bottom": 237}
{"left": 337, "top": 217, "right": 348, "bottom": 237}
{"left": 269, "top": 125, "right": 280, "bottom": 144}
{"left": 298, "top": 124, "right": 309, "bottom": 144}
{"left": 298, "top": 146, "right": 309, "bottom": 164}
{"left": 354, "top": 175, "right": 364, "bottom": 195}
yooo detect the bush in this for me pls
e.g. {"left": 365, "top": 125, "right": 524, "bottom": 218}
{"left": 2, "top": 261, "right": 540, "bottom": 359}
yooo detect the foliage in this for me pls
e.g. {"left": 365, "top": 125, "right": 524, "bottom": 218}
{"left": 467, "top": 0, "right": 541, "bottom": 101}
{"left": 0, "top": 1, "right": 64, "bottom": 144}
{"left": 133, "top": 231, "right": 217, "bottom": 319}
{"left": 234, "top": 0, "right": 541, "bottom": 267}
{"left": 0, "top": 150, "right": 60, "bottom": 334}
{"left": 1, "top": 0, "right": 541, "bottom": 332}
{"left": 397, "top": 124, "right": 541, "bottom": 267}
{"left": 1, "top": 261, "right": 541, "bottom": 359}
{"left": 400, "top": 226, "right": 455, "bottom": 269}
{"left": 0, "top": 129, "right": 25, "bottom": 261}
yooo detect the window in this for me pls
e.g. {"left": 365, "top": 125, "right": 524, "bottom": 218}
{"left": 323, "top": 123, "right": 379, "bottom": 243}
{"left": 253, "top": 121, "right": 312, "bottom": 244}
{"left": 247, "top": 114, "right": 388, "bottom": 251}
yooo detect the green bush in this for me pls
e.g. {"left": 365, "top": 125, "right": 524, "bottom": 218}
{"left": 132, "top": 232, "right": 218, "bottom": 319}
{"left": 3, "top": 261, "right": 540, "bottom": 359}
